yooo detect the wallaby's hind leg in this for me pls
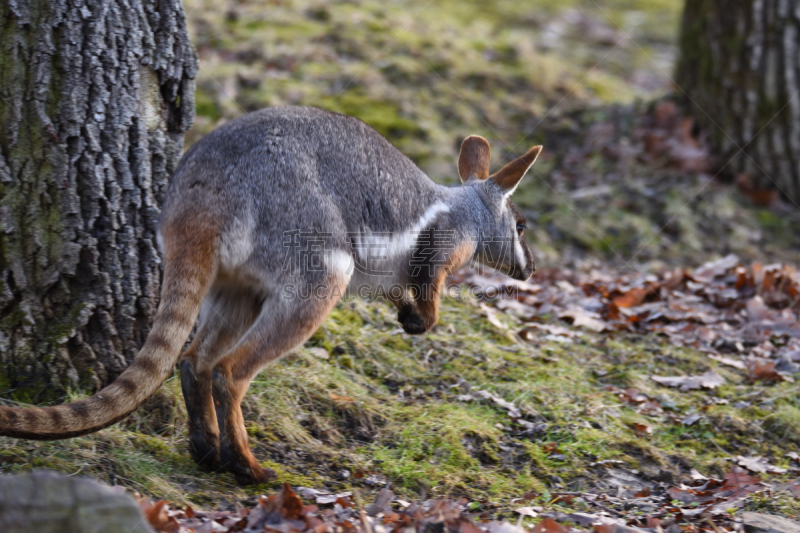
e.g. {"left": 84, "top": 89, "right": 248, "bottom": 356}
{"left": 180, "top": 353, "right": 219, "bottom": 469}
{"left": 211, "top": 276, "right": 346, "bottom": 484}
{"left": 179, "top": 286, "right": 262, "bottom": 470}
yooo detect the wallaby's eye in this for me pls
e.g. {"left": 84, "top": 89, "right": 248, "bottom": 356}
{"left": 516, "top": 222, "right": 526, "bottom": 236}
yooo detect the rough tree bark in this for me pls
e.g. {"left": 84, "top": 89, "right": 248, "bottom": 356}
{"left": 0, "top": 0, "right": 196, "bottom": 400}
{"left": 675, "top": 0, "right": 800, "bottom": 201}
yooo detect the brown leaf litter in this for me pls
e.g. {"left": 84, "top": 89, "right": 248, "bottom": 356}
{"left": 136, "top": 469, "right": 800, "bottom": 533}
{"left": 454, "top": 254, "right": 800, "bottom": 385}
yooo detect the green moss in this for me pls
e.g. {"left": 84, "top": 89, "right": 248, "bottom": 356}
{"left": 766, "top": 404, "right": 800, "bottom": 444}
{"left": 751, "top": 208, "right": 798, "bottom": 252}
{"left": 0, "top": 301, "right": 96, "bottom": 403}
{"left": 2, "top": 294, "right": 797, "bottom": 508}
{"left": 129, "top": 434, "right": 187, "bottom": 463}
{"left": 743, "top": 491, "right": 800, "bottom": 519}
{"left": 256, "top": 461, "right": 322, "bottom": 490}
{"left": 194, "top": 87, "right": 221, "bottom": 121}
{"left": 328, "top": 91, "right": 426, "bottom": 143}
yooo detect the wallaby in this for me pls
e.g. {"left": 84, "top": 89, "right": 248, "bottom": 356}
{"left": 0, "top": 106, "right": 541, "bottom": 484}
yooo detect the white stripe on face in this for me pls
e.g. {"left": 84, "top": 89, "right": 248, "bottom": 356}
{"left": 514, "top": 235, "right": 526, "bottom": 270}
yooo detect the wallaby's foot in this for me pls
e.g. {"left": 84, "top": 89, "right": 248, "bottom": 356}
{"left": 188, "top": 434, "right": 221, "bottom": 470}
{"left": 180, "top": 359, "right": 221, "bottom": 469}
{"left": 397, "top": 304, "right": 428, "bottom": 335}
{"left": 212, "top": 367, "right": 276, "bottom": 485}
{"left": 222, "top": 448, "right": 277, "bottom": 485}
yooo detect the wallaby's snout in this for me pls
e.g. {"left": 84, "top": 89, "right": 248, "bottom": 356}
{"left": 397, "top": 302, "right": 430, "bottom": 335}
{"left": 509, "top": 255, "right": 535, "bottom": 281}
{"left": 513, "top": 261, "right": 536, "bottom": 281}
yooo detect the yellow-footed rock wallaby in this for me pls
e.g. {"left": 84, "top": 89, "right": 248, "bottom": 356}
{"left": 0, "top": 107, "right": 542, "bottom": 484}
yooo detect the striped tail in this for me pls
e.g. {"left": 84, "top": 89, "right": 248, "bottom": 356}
{"left": 0, "top": 227, "right": 217, "bottom": 440}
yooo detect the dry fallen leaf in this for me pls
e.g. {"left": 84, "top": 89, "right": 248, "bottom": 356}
{"left": 308, "top": 347, "right": 330, "bottom": 359}
{"left": 708, "top": 354, "right": 746, "bottom": 370}
{"left": 459, "top": 253, "right": 800, "bottom": 377}
{"left": 559, "top": 307, "right": 613, "bottom": 332}
{"left": 137, "top": 498, "right": 180, "bottom": 533}
{"left": 481, "top": 303, "right": 508, "bottom": 330}
{"left": 550, "top": 493, "right": 575, "bottom": 505}
{"left": 531, "top": 517, "right": 570, "bottom": 533}
{"left": 542, "top": 442, "right": 564, "bottom": 456}
{"left": 736, "top": 455, "right": 788, "bottom": 474}
{"left": 619, "top": 388, "right": 648, "bottom": 404}
{"left": 651, "top": 371, "right": 725, "bottom": 391}
{"left": 612, "top": 287, "right": 648, "bottom": 308}
{"left": 785, "top": 480, "right": 800, "bottom": 498}
{"left": 746, "top": 358, "right": 794, "bottom": 383}
{"left": 514, "top": 506, "right": 538, "bottom": 518}
{"left": 460, "top": 390, "right": 523, "bottom": 418}
{"left": 281, "top": 483, "right": 304, "bottom": 520}
{"left": 681, "top": 413, "right": 703, "bottom": 426}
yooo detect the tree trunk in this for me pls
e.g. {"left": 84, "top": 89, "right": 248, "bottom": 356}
{"left": 0, "top": 0, "right": 196, "bottom": 401}
{"left": 675, "top": 0, "right": 800, "bottom": 201}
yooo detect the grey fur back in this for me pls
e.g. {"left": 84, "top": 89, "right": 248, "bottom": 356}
{"left": 161, "top": 106, "right": 537, "bottom": 294}
{"left": 164, "top": 107, "right": 443, "bottom": 245}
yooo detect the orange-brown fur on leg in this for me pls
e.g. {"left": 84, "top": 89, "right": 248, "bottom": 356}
{"left": 212, "top": 363, "right": 270, "bottom": 484}
{"left": 179, "top": 283, "right": 263, "bottom": 470}
{"left": 210, "top": 276, "right": 347, "bottom": 484}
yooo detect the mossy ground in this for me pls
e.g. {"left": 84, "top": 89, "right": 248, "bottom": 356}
{"left": 185, "top": 0, "right": 683, "bottom": 179}
{"left": 1, "top": 0, "right": 799, "bottom": 522}
{"left": 2, "top": 293, "right": 798, "bottom": 517}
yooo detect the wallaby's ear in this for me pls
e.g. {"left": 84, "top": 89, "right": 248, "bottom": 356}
{"left": 458, "top": 135, "right": 491, "bottom": 182}
{"left": 492, "top": 145, "right": 543, "bottom": 195}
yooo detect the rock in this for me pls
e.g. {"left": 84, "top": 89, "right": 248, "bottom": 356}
{"left": 741, "top": 512, "right": 800, "bottom": 533}
{"left": 0, "top": 470, "right": 154, "bottom": 533}
{"left": 776, "top": 355, "right": 800, "bottom": 374}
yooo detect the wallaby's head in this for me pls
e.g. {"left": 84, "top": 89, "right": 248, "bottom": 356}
{"left": 458, "top": 136, "right": 542, "bottom": 281}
